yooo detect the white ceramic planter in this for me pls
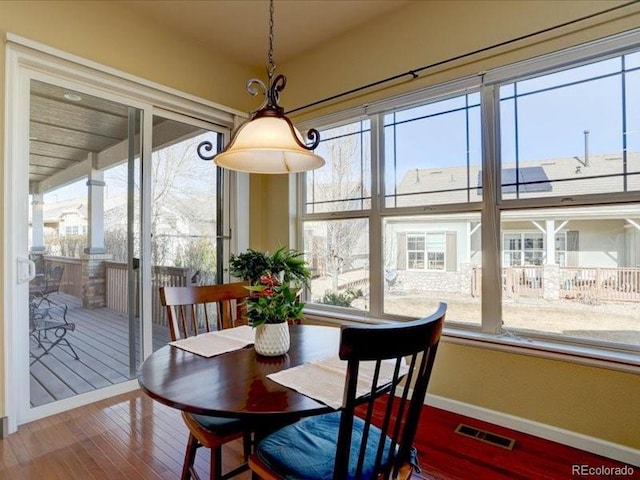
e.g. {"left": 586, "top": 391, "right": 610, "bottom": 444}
{"left": 254, "top": 322, "right": 290, "bottom": 356}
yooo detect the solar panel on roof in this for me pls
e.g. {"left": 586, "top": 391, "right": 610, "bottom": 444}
{"left": 476, "top": 166, "right": 552, "bottom": 193}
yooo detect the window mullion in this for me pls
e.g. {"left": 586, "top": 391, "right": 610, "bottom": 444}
{"left": 369, "top": 114, "right": 383, "bottom": 317}
{"left": 481, "top": 84, "right": 502, "bottom": 334}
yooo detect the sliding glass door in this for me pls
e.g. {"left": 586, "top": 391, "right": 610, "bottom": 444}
{"left": 149, "top": 113, "right": 224, "bottom": 350}
{"left": 27, "top": 79, "right": 143, "bottom": 408}
{"left": 7, "top": 44, "right": 234, "bottom": 431}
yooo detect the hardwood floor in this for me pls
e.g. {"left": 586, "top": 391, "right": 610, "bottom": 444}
{"left": 2, "top": 390, "right": 636, "bottom": 479}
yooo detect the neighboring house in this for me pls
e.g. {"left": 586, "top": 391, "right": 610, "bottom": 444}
{"left": 385, "top": 153, "right": 640, "bottom": 293}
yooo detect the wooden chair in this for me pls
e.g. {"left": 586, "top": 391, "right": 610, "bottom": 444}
{"left": 159, "top": 282, "right": 252, "bottom": 480}
{"left": 249, "top": 303, "right": 447, "bottom": 480}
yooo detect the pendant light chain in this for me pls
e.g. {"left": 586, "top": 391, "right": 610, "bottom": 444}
{"left": 267, "top": 0, "right": 276, "bottom": 80}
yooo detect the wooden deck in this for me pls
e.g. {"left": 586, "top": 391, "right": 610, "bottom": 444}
{"left": 29, "top": 293, "right": 169, "bottom": 408}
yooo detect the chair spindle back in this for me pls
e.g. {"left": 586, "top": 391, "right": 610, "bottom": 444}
{"left": 334, "top": 302, "right": 446, "bottom": 480}
{"left": 159, "top": 282, "right": 250, "bottom": 341}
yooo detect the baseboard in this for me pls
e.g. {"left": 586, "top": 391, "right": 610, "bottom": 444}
{"left": 0, "top": 416, "right": 8, "bottom": 439}
{"left": 425, "top": 394, "right": 640, "bottom": 467}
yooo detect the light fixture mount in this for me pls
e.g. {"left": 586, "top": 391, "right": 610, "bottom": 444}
{"left": 198, "top": 0, "right": 324, "bottom": 174}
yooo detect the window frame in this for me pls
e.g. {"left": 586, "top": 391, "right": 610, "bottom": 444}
{"left": 298, "top": 28, "right": 640, "bottom": 366}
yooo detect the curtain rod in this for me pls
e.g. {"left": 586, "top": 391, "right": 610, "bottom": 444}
{"left": 287, "top": 1, "right": 639, "bottom": 115}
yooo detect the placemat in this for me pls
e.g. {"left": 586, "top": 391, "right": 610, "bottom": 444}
{"left": 267, "top": 355, "right": 408, "bottom": 409}
{"left": 169, "top": 325, "right": 255, "bottom": 357}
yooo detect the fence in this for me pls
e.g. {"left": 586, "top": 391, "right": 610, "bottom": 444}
{"left": 560, "top": 267, "right": 640, "bottom": 302}
{"left": 472, "top": 266, "right": 640, "bottom": 302}
{"left": 472, "top": 266, "right": 544, "bottom": 298}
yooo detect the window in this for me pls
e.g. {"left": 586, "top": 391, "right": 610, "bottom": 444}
{"left": 406, "top": 234, "right": 426, "bottom": 269}
{"left": 305, "top": 121, "right": 371, "bottom": 214}
{"left": 384, "top": 93, "right": 481, "bottom": 207}
{"left": 406, "top": 233, "right": 446, "bottom": 270}
{"left": 303, "top": 121, "right": 371, "bottom": 312}
{"left": 302, "top": 94, "right": 482, "bottom": 327}
{"left": 301, "top": 30, "right": 640, "bottom": 358}
{"left": 502, "top": 232, "right": 567, "bottom": 266}
{"left": 500, "top": 55, "right": 637, "bottom": 199}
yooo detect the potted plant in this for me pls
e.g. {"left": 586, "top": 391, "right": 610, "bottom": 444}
{"left": 229, "top": 247, "right": 311, "bottom": 356}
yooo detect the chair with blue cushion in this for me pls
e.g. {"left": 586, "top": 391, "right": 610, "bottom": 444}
{"left": 249, "top": 302, "right": 446, "bottom": 480}
{"left": 160, "top": 283, "right": 251, "bottom": 480}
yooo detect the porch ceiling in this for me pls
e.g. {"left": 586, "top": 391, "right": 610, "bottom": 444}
{"left": 29, "top": 80, "right": 204, "bottom": 195}
{"left": 29, "top": 80, "right": 130, "bottom": 193}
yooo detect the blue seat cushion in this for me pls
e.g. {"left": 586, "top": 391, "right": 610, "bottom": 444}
{"left": 189, "top": 413, "right": 246, "bottom": 437}
{"left": 255, "top": 411, "right": 395, "bottom": 480}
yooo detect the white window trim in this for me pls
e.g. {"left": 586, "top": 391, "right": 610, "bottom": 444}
{"left": 298, "top": 28, "right": 640, "bottom": 370}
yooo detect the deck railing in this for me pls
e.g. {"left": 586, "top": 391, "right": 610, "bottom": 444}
{"left": 35, "top": 255, "right": 210, "bottom": 324}
{"left": 105, "top": 262, "right": 193, "bottom": 325}
{"left": 45, "top": 256, "right": 82, "bottom": 298}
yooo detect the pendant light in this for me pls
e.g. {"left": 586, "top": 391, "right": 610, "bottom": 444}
{"left": 198, "top": 0, "right": 325, "bottom": 174}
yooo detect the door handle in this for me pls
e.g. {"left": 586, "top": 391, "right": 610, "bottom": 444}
{"left": 17, "top": 257, "right": 36, "bottom": 283}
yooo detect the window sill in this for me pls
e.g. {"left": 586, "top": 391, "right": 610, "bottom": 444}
{"left": 303, "top": 308, "right": 640, "bottom": 374}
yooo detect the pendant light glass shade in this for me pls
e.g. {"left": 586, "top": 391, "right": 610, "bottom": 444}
{"left": 197, "top": 0, "right": 324, "bottom": 174}
{"left": 214, "top": 116, "right": 325, "bottom": 174}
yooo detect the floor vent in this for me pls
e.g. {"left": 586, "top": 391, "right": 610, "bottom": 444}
{"left": 454, "top": 424, "right": 516, "bottom": 450}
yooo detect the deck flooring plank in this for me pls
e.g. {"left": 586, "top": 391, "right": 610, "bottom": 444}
{"left": 64, "top": 321, "right": 132, "bottom": 363}
{"left": 28, "top": 293, "right": 170, "bottom": 407}
{"left": 48, "top": 345, "right": 129, "bottom": 384}
{"left": 30, "top": 371, "right": 55, "bottom": 407}
{"left": 30, "top": 348, "right": 96, "bottom": 394}
{"left": 29, "top": 361, "right": 76, "bottom": 402}
{"left": 35, "top": 348, "right": 114, "bottom": 390}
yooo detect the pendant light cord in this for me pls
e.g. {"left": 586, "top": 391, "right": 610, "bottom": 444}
{"left": 268, "top": 0, "right": 276, "bottom": 81}
{"left": 286, "top": 0, "right": 639, "bottom": 115}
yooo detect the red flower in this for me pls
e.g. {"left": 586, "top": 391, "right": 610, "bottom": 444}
{"left": 260, "top": 274, "right": 278, "bottom": 287}
{"left": 261, "top": 287, "right": 274, "bottom": 297}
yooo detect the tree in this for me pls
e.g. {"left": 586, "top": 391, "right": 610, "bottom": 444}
{"left": 45, "top": 233, "right": 87, "bottom": 258}
{"left": 105, "top": 130, "right": 218, "bottom": 272}
{"left": 308, "top": 123, "right": 370, "bottom": 296}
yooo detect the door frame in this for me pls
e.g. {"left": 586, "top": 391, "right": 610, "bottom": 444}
{"left": 3, "top": 35, "right": 244, "bottom": 433}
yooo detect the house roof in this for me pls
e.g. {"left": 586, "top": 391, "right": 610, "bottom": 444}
{"left": 395, "top": 151, "right": 640, "bottom": 206}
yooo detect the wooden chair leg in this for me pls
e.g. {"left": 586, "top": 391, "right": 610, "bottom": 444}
{"left": 211, "top": 445, "right": 222, "bottom": 480}
{"left": 242, "top": 432, "right": 252, "bottom": 461}
{"left": 182, "top": 434, "right": 199, "bottom": 480}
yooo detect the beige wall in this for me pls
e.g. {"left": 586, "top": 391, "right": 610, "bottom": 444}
{"left": 0, "top": 1, "right": 254, "bottom": 420}
{"left": 253, "top": 0, "right": 640, "bottom": 449}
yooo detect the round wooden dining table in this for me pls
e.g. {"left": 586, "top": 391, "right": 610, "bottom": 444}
{"left": 137, "top": 324, "right": 341, "bottom": 424}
